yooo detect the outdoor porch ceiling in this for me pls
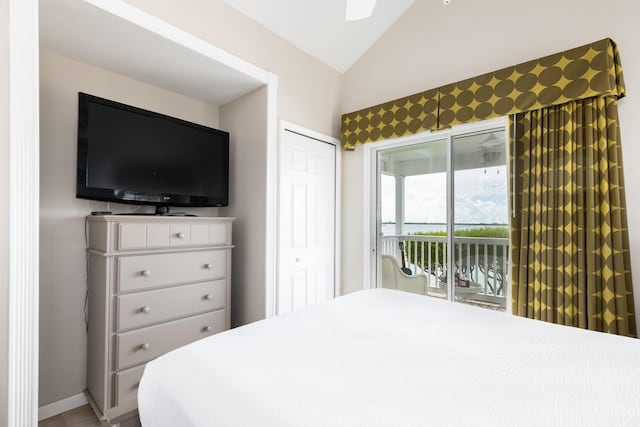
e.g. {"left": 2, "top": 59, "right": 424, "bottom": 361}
{"left": 380, "top": 130, "right": 506, "bottom": 177}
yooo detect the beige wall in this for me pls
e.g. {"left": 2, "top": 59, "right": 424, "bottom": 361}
{"left": 219, "top": 86, "right": 269, "bottom": 327}
{"left": 123, "top": 0, "right": 344, "bottom": 138}
{"left": 39, "top": 50, "right": 220, "bottom": 405}
{"left": 0, "top": 0, "right": 9, "bottom": 422}
{"left": 340, "top": 0, "right": 640, "bottom": 329}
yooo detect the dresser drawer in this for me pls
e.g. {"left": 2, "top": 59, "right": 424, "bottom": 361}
{"left": 116, "top": 221, "right": 231, "bottom": 250}
{"left": 114, "top": 364, "right": 146, "bottom": 406}
{"left": 117, "top": 250, "right": 226, "bottom": 292}
{"left": 146, "top": 223, "right": 170, "bottom": 247}
{"left": 117, "top": 280, "right": 226, "bottom": 331}
{"left": 116, "top": 310, "right": 225, "bottom": 370}
{"left": 118, "top": 223, "right": 148, "bottom": 250}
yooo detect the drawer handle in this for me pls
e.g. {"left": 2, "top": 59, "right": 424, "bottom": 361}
{"left": 140, "top": 306, "right": 151, "bottom": 314}
{"left": 203, "top": 325, "right": 213, "bottom": 333}
{"left": 141, "top": 270, "right": 151, "bottom": 277}
{"left": 176, "top": 232, "right": 185, "bottom": 238}
{"left": 204, "top": 294, "right": 213, "bottom": 300}
{"left": 204, "top": 263, "right": 213, "bottom": 269}
{"left": 139, "top": 343, "right": 150, "bottom": 351}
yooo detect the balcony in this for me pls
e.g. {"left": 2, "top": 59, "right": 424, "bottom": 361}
{"left": 381, "top": 234, "right": 508, "bottom": 310}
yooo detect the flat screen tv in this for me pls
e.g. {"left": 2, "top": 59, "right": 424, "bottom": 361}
{"left": 76, "top": 92, "right": 229, "bottom": 214}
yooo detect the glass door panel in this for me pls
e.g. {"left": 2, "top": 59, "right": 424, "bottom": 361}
{"left": 377, "top": 139, "right": 448, "bottom": 298}
{"left": 452, "top": 129, "right": 509, "bottom": 309}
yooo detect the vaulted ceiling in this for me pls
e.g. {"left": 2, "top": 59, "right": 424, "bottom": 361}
{"left": 223, "top": 0, "right": 415, "bottom": 73}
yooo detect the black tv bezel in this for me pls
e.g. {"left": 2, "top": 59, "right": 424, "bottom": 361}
{"left": 76, "top": 92, "right": 229, "bottom": 208}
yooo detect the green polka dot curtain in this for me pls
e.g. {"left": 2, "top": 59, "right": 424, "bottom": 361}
{"left": 341, "top": 38, "right": 625, "bottom": 150}
{"left": 511, "top": 97, "right": 636, "bottom": 337}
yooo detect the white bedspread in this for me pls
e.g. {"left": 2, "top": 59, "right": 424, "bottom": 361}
{"left": 138, "top": 289, "right": 640, "bottom": 426}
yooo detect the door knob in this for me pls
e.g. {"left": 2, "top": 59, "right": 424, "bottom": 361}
{"left": 141, "top": 270, "right": 151, "bottom": 277}
{"left": 140, "top": 306, "right": 151, "bottom": 314}
{"left": 177, "top": 232, "right": 185, "bottom": 238}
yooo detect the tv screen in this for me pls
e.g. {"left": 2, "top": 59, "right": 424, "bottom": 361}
{"left": 76, "top": 93, "right": 229, "bottom": 210}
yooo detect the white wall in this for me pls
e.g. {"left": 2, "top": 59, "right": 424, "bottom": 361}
{"left": 219, "top": 86, "right": 269, "bottom": 326}
{"left": 340, "top": 0, "right": 640, "bottom": 331}
{"left": 123, "top": 0, "right": 344, "bottom": 138}
{"left": 39, "top": 49, "right": 220, "bottom": 406}
{"left": 0, "top": 0, "right": 9, "bottom": 421}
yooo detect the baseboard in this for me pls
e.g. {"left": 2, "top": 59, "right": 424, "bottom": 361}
{"left": 38, "top": 392, "right": 88, "bottom": 421}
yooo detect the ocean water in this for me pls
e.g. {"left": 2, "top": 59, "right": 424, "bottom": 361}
{"left": 382, "top": 223, "right": 508, "bottom": 235}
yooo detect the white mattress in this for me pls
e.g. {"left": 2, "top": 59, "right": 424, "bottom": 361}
{"left": 138, "top": 289, "right": 640, "bottom": 426}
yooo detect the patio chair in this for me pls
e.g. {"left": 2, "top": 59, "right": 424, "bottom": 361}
{"left": 381, "top": 255, "right": 427, "bottom": 295}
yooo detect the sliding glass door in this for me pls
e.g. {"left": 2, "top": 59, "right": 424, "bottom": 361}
{"left": 375, "top": 119, "right": 509, "bottom": 311}
{"left": 452, "top": 129, "right": 509, "bottom": 308}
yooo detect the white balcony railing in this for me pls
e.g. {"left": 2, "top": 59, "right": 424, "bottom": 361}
{"left": 381, "top": 234, "right": 509, "bottom": 307}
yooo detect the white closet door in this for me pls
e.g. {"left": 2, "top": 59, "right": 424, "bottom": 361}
{"left": 278, "top": 129, "right": 336, "bottom": 314}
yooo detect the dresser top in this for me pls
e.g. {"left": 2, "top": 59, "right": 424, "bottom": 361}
{"left": 87, "top": 215, "right": 235, "bottom": 223}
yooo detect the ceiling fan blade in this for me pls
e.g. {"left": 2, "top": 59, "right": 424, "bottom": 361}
{"left": 345, "top": 0, "right": 377, "bottom": 21}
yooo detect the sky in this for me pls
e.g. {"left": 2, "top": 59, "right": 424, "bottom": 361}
{"left": 381, "top": 165, "right": 508, "bottom": 224}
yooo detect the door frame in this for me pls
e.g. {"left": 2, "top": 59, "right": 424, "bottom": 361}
{"left": 272, "top": 120, "right": 341, "bottom": 317}
{"left": 363, "top": 117, "right": 509, "bottom": 300}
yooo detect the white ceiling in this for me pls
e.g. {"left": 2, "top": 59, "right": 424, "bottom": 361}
{"left": 223, "top": 0, "right": 415, "bottom": 73}
{"left": 40, "top": 0, "right": 268, "bottom": 106}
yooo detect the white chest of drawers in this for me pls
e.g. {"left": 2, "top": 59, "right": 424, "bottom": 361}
{"left": 85, "top": 215, "right": 234, "bottom": 423}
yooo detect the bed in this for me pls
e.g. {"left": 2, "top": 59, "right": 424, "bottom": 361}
{"left": 138, "top": 289, "right": 640, "bottom": 426}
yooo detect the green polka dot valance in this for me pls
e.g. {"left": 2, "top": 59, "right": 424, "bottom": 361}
{"left": 341, "top": 38, "right": 625, "bottom": 150}
{"left": 341, "top": 88, "right": 439, "bottom": 150}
